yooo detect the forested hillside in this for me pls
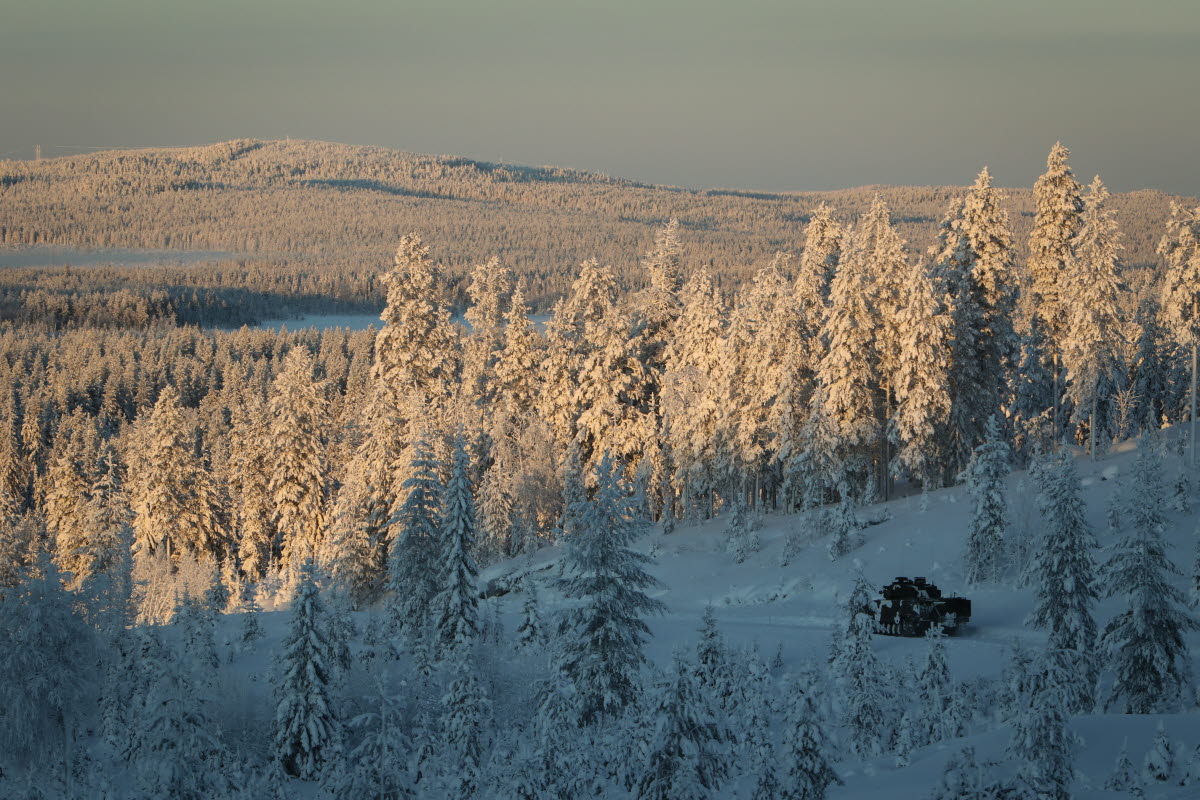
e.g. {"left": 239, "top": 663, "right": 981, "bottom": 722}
{"left": 0, "top": 139, "right": 1191, "bottom": 309}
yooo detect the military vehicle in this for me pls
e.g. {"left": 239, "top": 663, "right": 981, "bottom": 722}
{"left": 873, "top": 576, "right": 971, "bottom": 636}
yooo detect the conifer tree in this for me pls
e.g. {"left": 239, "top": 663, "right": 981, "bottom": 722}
{"left": 387, "top": 433, "right": 442, "bottom": 636}
{"left": 779, "top": 671, "right": 842, "bottom": 800}
{"left": 1062, "top": 176, "right": 1127, "bottom": 458}
{"left": 1030, "top": 143, "right": 1085, "bottom": 427}
{"left": 1009, "top": 648, "right": 1077, "bottom": 800}
{"left": 274, "top": 563, "right": 342, "bottom": 779}
{"left": 269, "top": 348, "right": 329, "bottom": 593}
{"left": 795, "top": 203, "right": 843, "bottom": 331}
{"left": 330, "top": 678, "right": 411, "bottom": 800}
{"left": 1159, "top": 202, "right": 1200, "bottom": 464}
{"left": 229, "top": 392, "right": 275, "bottom": 581}
{"left": 929, "top": 745, "right": 985, "bottom": 800}
{"left": 129, "top": 385, "right": 224, "bottom": 562}
{"left": 494, "top": 281, "right": 545, "bottom": 414}
{"left": 372, "top": 234, "right": 458, "bottom": 410}
{"left": 555, "top": 453, "right": 666, "bottom": 724}
{"left": 1105, "top": 739, "right": 1143, "bottom": 797}
{"left": 1025, "top": 451, "right": 1098, "bottom": 711}
{"left": 890, "top": 259, "right": 953, "bottom": 489}
{"left": 917, "top": 629, "right": 950, "bottom": 746}
{"left": 694, "top": 605, "right": 732, "bottom": 710}
{"left": 834, "top": 574, "right": 889, "bottom": 757}
{"left": 432, "top": 434, "right": 480, "bottom": 653}
{"left": 637, "top": 650, "right": 728, "bottom": 800}
{"left": 1100, "top": 443, "right": 1197, "bottom": 713}
{"left": 461, "top": 256, "right": 513, "bottom": 406}
{"left": 440, "top": 654, "right": 491, "bottom": 800}
{"left": 964, "top": 416, "right": 1009, "bottom": 585}
{"left": 1144, "top": 722, "right": 1175, "bottom": 783}
{"left": 515, "top": 580, "right": 543, "bottom": 648}
{"left": 817, "top": 223, "right": 880, "bottom": 499}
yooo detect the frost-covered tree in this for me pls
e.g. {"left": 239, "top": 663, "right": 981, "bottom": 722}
{"left": 890, "top": 258, "right": 953, "bottom": 489}
{"left": 917, "top": 629, "right": 950, "bottom": 746}
{"left": 1105, "top": 739, "right": 1143, "bottom": 797}
{"left": 1144, "top": 722, "right": 1175, "bottom": 783}
{"left": 929, "top": 745, "right": 988, "bottom": 800}
{"left": 274, "top": 563, "right": 342, "bottom": 779}
{"left": 1029, "top": 143, "right": 1085, "bottom": 428}
{"left": 1100, "top": 443, "right": 1197, "bottom": 713}
{"left": 795, "top": 203, "right": 843, "bottom": 328}
{"left": 555, "top": 453, "right": 666, "bottom": 724}
{"left": 1062, "top": 176, "right": 1127, "bottom": 458}
{"left": 373, "top": 234, "right": 458, "bottom": 409}
{"left": 269, "top": 348, "right": 329, "bottom": 593}
{"left": 432, "top": 434, "right": 480, "bottom": 653}
{"left": 461, "top": 256, "right": 513, "bottom": 406}
{"left": 386, "top": 433, "right": 442, "bottom": 636}
{"left": 834, "top": 574, "right": 889, "bottom": 757}
{"left": 1159, "top": 202, "right": 1200, "bottom": 463}
{"left": 964, "top": 416, "right": 1008, "bottom": 585}
{"left": 516, "top": 580, "right": 543, "bottom": 648}
{"left": 440, "top": 653, "right": 491, "bottom": 800}
{"left": 229, "top": 392, "right": 275, "bottom": 582}
{"left": 1009, "top": 648, "right": 1078, "bottom": 800}
{"left": 1025, "top": 451, "right": 1098, "bottom": 711}
{"left": 329, "top": 677, "right": 411, "bottom": 800}
{"left": 0, "top": 556, "right": 93, "bottom": 774}
{"left": 128, "top": 385, "right": 224, "bottom": 562}
{"left": 817, "top": 221, "right": 880, "bottom": 499}
{"left": 637, "top": 649, "right": 728, "bottom": 800}
{"left": 778, "top": 670, "right": 842, "bottom": 800}
{"left": 824, "top": 493, "right": 861, "bottom": 561}
{"left": 494, "top": 281, "right": 545, "bottom": 414}
{"left": 133, "top": 628, "right": 226, "bottom": 800}
{"left": 694, "top": 605, "right": 733, "bottom": 712}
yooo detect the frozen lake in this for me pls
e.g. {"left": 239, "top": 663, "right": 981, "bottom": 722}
{"left": 0, "top": 246, "right": 236, "bottom": 269}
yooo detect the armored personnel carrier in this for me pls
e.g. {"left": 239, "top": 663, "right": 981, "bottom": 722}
{"left": 873, "top": 576, "right": 971, "bottom": 636}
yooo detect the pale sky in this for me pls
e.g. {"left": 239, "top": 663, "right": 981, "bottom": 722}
{"left": 2, "top": 0, "right": 1197, "bottom": 195}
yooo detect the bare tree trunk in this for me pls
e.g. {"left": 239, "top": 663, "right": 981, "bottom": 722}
{"left": 1090, "top": 394, "right": 1097, "bottom": 461}
{"left": 1192, "top": 341, "right": 1197, "bottom": 468}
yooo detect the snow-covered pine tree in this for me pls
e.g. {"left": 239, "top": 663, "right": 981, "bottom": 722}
{"left": 43, "top": 432, "right": 93, "bottom": 588}
{"left": 637, "top": 649, "right": 728, "bottom": 800}
{"left": 176, "top": 588, "right": 219, "bottom": 674}
{"left": 495, "top": 281, "right": 545, "bottom": 415}
{"left": 1029, "top": 142, "right": 1085, "bottom": 433}
{"left": 834, "top": 574, "right": 889, "bottom": 757}
{"left": 386, "top": 432, "right": 442, "bottom": 637}
{"left": 1158, "top": 202, "right": 1200, "bottom": 464}
{"left": 440, "top": 652, "right": 491, "bottom": 800}
{"left": 268, "top": 348, "right": 329, "bottom": 596}
{"left": 372, "top": 234, "right": 458, "bottom": 411}
{"left": 1100, "top": 442, "right": 1198, "bottom": 713}
{"left": 825, "top": 492, "right": 861, "bottom": 561}
{"left": 229, "top": 391, "right": 275, "bottom": 582}
{"left": 515, "top": 580, "right": 543, "bottom": 648}
{"left": 779, "top": 670, "right": 842, "bottom": 800}
{"left": 917, "top": 628, "right": 950, "bottom": 747}
{"left": 1144, "top": 721, "right": 1175, "bottom": 783}
{"left": 461, "top": 256, "right": 514, "bottom": 407}
{"left": 555, "top": 452, "right": 666, "bottom": 724}
{"left": 1062, "top": 176, "right": 1127, "bottom": 458}
{"left": 132, "top": 627, "right": 228, "bottom": 800}
{"left": 890, "top": 258, "right": 953, "bottom": 489}
{"left": 929, "top": 745, "right": 985, "bottom": 800}
{"left": 795, "top": 203, "right": 843, "bottom": 331}
{"left": 1009, "top": 647, "right": 1078, "bottom": 800}
{"left": 694, "top": 605, "right": 733, "bottom": 713}
{"left": 431, "top": 434, "right": 480, "bottom": 653}
{"left": 1025, "top": 451, "right": 1098, "bottom": 712}
{"left": 817, "top": 221, "right": 880, "bottom": 500}
{"left": 128, "top": 385, "right": 224, "bottom": 562}
{"left": 964, "top": 415, "right": 1009, "bottom": 586}
{"left": 1105, "top": 739, "right": 1143, "bottom": 796}
{"left": 724, "top": 498, "right": 759, "bottom": 563}
{"left": 0, "top": 556, "right": 94, "bottom": 775}
{"left": 330, "top": 676, "right": 411, "bottom": 800}
{"left": 274, "top": 562, "right": 342, "bottom": 779}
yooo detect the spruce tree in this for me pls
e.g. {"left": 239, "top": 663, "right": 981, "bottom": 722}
{"left": 1100, "top": 443, "right": 1197, "bottom": 712}
{"left": 834, "top": 574, "right": 889, "bottom": 757}
{"left": 1144, "top": 721, "right": 1175, "bottom": 783}
{"left": 637, "top": 650, "right": 728, "bottom": 800}
{"left": 779, "top": 671, "right": 842, "bottom": 800}
{"left": 1105, "top": 739, "right": 1143, "bottom": 796}
{"left": 515, "top": 580, "right": 543, "bottom": 648}
{"left": 1009, "top": 648, "right": 1077, "bottom": 800}
{"left": 964, "top": 416, "right": 1009, "bottom": 585}
{"left": 1062, "top": 176, "right": 1127, "bottom": 458}
{"left": 274, "top": 563, "right": 342, "bottom": 779}
{"left": 268, "top": 348, "right": 329, "bottom": 594}
{"left": 1029, "top": 142, "right": 1085, "bottom": 435}
{"left": 440, "top": 654, "right": 491, "bottom": 800}
{"left": 890, "top": 258, "right": 954, "bottom": 489}
{"left": 432, "top": 435, "right": 480, "bottom": 653}
{"left": 386, "top": 433, "right": 442, "bottom": 637}
{"left": 555, "top": 453, "right": 666, "bottom": 724}
{"left": 795, "top": 203, "right": 843, "bottom": 331}
{"left": 1025, "top": 451, "right": 1098, "bottom": 711}
{"left": 1159, "top": 202, "right": 1200, "bottom": 464}
{"left": 917, "top": 629, "right": 950, "bottom": 746}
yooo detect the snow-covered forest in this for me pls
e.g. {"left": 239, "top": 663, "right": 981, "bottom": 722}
{"left": 4, "top": 142, "right": 1200, "bottom": 798}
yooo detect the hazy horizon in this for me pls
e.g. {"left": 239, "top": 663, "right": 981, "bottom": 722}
{"left": 2, "top": 0, "right": 1198, "bottom": 196}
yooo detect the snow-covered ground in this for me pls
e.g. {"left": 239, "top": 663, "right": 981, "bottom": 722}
{"left": 464, "top": 433, "right": 1200, "bottom": 798}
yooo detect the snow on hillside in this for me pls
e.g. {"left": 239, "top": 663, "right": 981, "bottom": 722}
{"left": 470, "top": 433, "right": 1200, "bottom": 798}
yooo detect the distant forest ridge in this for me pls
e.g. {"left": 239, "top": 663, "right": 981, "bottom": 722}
{"left": 0, "top": 138, "right": 1194, "bottom": 309}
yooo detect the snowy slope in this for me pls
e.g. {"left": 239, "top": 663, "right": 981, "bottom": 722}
{"left": 477, "top": 432, "right": 1200, "bottom": 798}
